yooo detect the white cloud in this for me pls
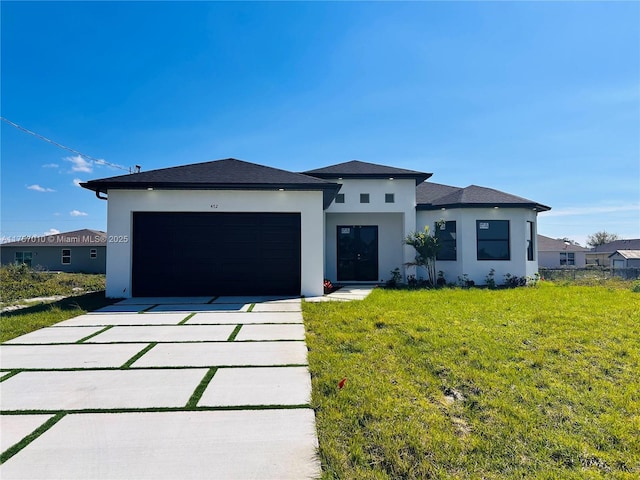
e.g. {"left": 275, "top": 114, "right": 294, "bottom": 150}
{"left": 70, "top": 210, "right": 88, "bottom": 217}
{"left": 44, "top": 228, "right": 61, "bottom": 236}
{"left": 543, "top": 203, "right": 640, "bottom": 217}
{"left": 65, "top": 155, "right": 93, "bottom": 173}
{"left": 73, "top": 178, "right": 85, "bottom": 187}
{"left": 42, "top": 163, "right": 59, "bottom": 168}
{"left": 27, "top": 184, "right": 55, "bottom": 192}
{"left": 53, "top": 212, "right": 61, "bottom": 216}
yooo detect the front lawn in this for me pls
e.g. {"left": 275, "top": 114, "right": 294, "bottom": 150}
{"left": 303, "top": 284, "right": 639, "bottom": 479}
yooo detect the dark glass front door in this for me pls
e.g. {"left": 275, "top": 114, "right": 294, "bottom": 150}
{"left": 337, "top": 225, "right": 378, "bottom": 281}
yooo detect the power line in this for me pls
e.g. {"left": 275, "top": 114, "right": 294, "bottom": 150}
{"left": 1, "top": 116, "right": 130, "bottom": 172}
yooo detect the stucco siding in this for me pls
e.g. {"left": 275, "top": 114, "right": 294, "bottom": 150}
{"left": 417, "top": 208, "right": 539, "bottom": 286}
{"left": 105, "top": 189, "right": 324, "bottom": 298}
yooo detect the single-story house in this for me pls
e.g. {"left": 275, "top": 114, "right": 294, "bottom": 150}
{"left": 608, "top": 250, "right": 640, "bottom": 268}
{"left": 0, "top": 229, "right": 106, "bottom": 273}
{"left": 537, "top": 235, "right": 589, "bottom": 268}
{"left": 586, "top": 239, "right": 640, "bottom": 267}
{"left": 81, "top": 158, "right": 550, "bottom": 298}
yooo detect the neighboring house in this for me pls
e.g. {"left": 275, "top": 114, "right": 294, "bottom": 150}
{"left": 536, "top": 235, "right": 589, "bottom": 268}
{"left": 80, "top": 158, "right": 550, "bottom": 298}
{"left": 586, "top": 239, "right": 640, "bottom": 267}
{"left": 0, "top": 229, "right": 106, "bottom": 273}
{"left": 608, "top": 250, "right": 640, "bottom": 268}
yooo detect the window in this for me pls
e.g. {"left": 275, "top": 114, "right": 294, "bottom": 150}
{"left": 477, "top": 220, "right": 510, "bottom": 260}
{"left": 335, "top": 193, "right": 345, "bottom": 204}
{"left": 90, "top": 249, "right": 97, "bottom": 259}
{"left": 435, "top": 221, "right": 456, "bottom": 261}
{"left": 526, "top": 221, "right": 535, "bottom": 261}
{"left": 62, "top": 249, "right": 71, "bottom": 265}
{"left": 385, "top": 193, "right": 395, "bottom": 203}
{"left": 360, "top": 193, "right": 370, "bottom": 203}
{"left": 15, "top": 252, "right": 32, "bottom": 267}
{"left": 560, "top": 252, "right": 575, "bottom": 266}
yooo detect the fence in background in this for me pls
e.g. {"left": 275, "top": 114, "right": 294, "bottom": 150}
{"left": 539, "top": 267, "right": 640, "bottom": 281}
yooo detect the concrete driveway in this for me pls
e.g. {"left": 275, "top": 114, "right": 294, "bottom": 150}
{"left": 0, "top": 296, "right": 322, "bottom": 479}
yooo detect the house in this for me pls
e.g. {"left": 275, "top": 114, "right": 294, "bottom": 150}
{"left": 586, "top": 239, "right": 640, "bottom": 267}
{"left": 0, "top": 229, "right": 106, "bottom": 273}
{"left": 608, "top": 250, "right": 640, "bottom": 269}
{"left": 536, "top": 235, "right": 589, "bottom": 268}
{"left": 80, "top": 158, "right": 550, "bottom": 298}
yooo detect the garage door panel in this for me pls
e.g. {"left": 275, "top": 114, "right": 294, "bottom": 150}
{"left": 132, "top": 213, "right": 300, "bottom": 296}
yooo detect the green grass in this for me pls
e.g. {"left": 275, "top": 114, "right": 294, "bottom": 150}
{"left": 0, "top": 264, "right": 106, "bottom": 303}
{"left": 0, "top": 292, "right": 117, "bottom": 343}
{"left": 304, "top": 284, "right": 640, "bottom": 479}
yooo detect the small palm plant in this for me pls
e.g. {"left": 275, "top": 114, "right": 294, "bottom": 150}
{"left": 404, "top": 221, "right": 443, "bottom": 287}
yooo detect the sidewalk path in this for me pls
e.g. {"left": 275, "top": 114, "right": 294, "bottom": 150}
{"left": 1, "top": 296, "right": 324, "bottom": 479}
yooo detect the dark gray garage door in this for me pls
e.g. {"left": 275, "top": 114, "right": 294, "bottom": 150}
{"left": 132, "top": 212, "right": 301, "bottom": 297}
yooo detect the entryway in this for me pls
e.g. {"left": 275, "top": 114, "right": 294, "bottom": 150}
{"left": 336, "top": 225, "right": 378, "bottom": 281}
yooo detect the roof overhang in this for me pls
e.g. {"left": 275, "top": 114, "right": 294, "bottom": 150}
{"left": 81, "top": 182, "right": 343, "bottom": 210}
{"left": 308, "top": 172, "right": 432, "bottom": 185}
{"left": 417, "top": 202, "right": 551, "bottom": 212}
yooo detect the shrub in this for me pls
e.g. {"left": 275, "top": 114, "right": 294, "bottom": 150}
{"left": 485, "top": 268, "right": 497, "bottom": 289}
{"left": 631, "top": 280, "right": 640, "bottom": 293}
{"left": 385, "top": 268, "right": 402, "bottom": 288}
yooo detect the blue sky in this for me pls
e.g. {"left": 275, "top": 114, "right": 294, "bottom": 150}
{"left": 2, "top": 1, "right": 638, "bottom": 246}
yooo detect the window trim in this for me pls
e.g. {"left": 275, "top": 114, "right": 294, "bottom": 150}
{"left": 385, "top": 193, "right": 395, "bottom": 203}
{"left": 360, "top": 193, "right": 370, "bottom": 204}
{"left": 61, "top": 249, "right": 71, "bottom": 265}
{"left": 90, "top": 248, "right": 97, "bottom": 259}
{"left": 476, "top": 220, "right": 510, "bottom": 261}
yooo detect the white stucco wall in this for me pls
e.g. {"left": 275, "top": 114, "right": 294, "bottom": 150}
{"left": 323, "top": 178, "right": 416, "bottom": 282}
{"left": 417, "top": 208, "right": 539, "bottom": 286}
{"left": 105, "top": 189, "right": 325, "bottom": 298}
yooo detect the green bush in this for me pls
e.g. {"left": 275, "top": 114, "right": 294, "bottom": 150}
{"left": 0, "top": 265, "right": 105, "bottom": 303}
{"left": 632, "top": 280, "right": 640, "bottom": 293}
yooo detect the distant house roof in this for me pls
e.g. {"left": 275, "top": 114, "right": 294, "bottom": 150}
{"left": 81, "top": 158, "right": 342, "bottom": 208}
{"left": 608, "top": 250, "right": 640, "bottom": 259}
{"left": 592, "top": 239, "right": 640, "bottom": 252}
{"left": 303, "top": 160, "right": 432, "bottom": 185}
{"left": 537, "top": 235, "right": 589, "bottom": 252}
{"left": 1, "top": 229, "right": 106, "bottom": 247}
{"left": 416, "top": 182, "right": 551, "bottom": 212}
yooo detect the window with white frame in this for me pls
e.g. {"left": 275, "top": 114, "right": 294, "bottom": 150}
{"left": 560, "top": 252, "right": 575, "bottom": 266}
{"left": 360, "top": 193, "right": 370, "bottom": 203}
{"left": 62, "top": 249, "right": 71, "bottom": 265}
{"left": 90, "top": 249, "right": 97, "bottom": 259}
{"left": 15, "top": 251, "right": 33, "bottom": 267}
{"left": 335, "top": 193, "right": 345, "bottom": 204}
{"left": 385, "top": 193, "right": 395, "bottom": 203}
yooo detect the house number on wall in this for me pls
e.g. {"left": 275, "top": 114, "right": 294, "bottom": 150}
{"left": 210, "top": 204, "right": 219, "bottom": 209}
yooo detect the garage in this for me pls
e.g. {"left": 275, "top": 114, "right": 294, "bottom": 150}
{"left": 132, "top": 212, "right": 301, "bottom": 297}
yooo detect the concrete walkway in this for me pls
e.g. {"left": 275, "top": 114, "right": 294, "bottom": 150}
{"left": 0, "top": 289, "right": 373, "bottom": 479}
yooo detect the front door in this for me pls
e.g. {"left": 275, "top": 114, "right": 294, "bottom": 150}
{"left": 337, "top": 225, "right": 378, "bottom": 281}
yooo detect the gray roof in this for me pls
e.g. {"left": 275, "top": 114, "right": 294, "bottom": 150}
{"left": 81, "top": 158, "right": 342, "bottom": 208}
{"left": 537, "top": 235, "right": 589, "bottom": 252}
{"left": 592, "top": 239, "right": 640, "bottom": 252}
{"left": 608, "top": 250, "right": 640, "bottom": 259}
{"left": 303, "top": 160, "right": 432, "bottom": 185}
{"left": 416, "top": 182, "right": 551, "bottom": 212}
{"left": 1, "top": 229, "right": 106, "bottom": 247}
